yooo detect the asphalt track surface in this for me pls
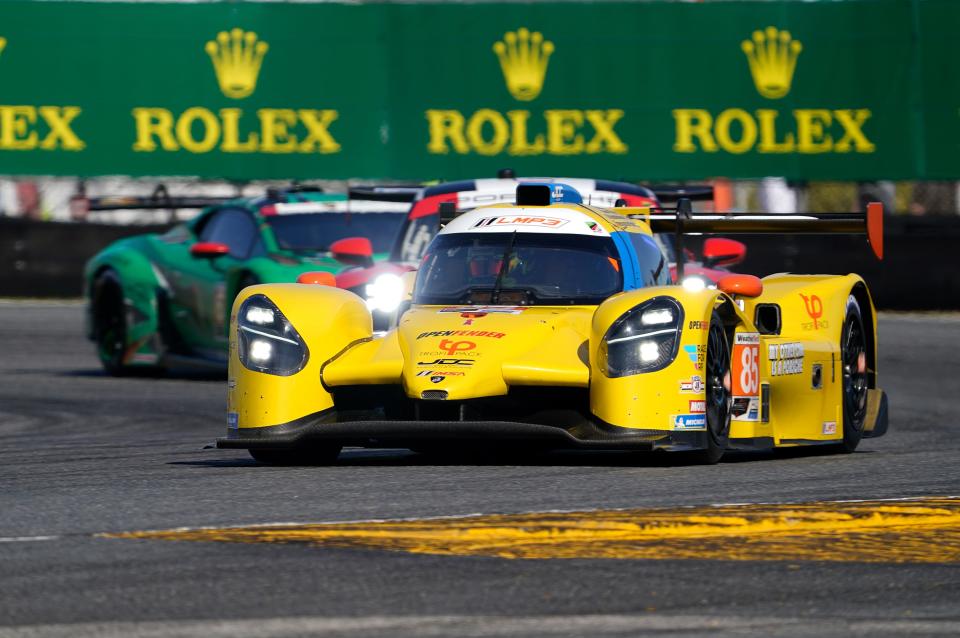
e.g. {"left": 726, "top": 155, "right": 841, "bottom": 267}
{"left": 1, "top": 301, "right": 958, "bottom": 636}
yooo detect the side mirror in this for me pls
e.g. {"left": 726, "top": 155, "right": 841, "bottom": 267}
{"left": 296, "top": 271, "right": 337, "bottom": 286}
{"left": 717, "top": 274, "right": 763, "bottom": 298}
{"left": 400, "top": 270, "right": 417, "bottom": 301}
{"left": 330, "top": 237, "right": 374, "bottom": 267}
{"left": 703, "top": 238, "right": 747, "bottom": 268}
{"left": 190, "top": 242, "right": 230, "bottom": 258}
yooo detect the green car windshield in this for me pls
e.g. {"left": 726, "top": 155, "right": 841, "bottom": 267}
{"left": 413, "top": 232, "right": 622, "bottom": 306}
{"left": 266, "top": 213, "right": 404, "bottom": 254}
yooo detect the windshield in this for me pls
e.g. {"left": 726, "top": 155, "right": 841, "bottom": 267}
{"left": 390, "top": 209, "right": 679, "bottom": 267}
{"left": 266, "top": 213, "right": 404, "bottom": 254}
{"left": 413, "top": 232, "right": 622, "bottom": 306}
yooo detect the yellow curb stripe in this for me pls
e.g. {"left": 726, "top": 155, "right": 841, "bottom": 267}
{"left": 104, "top": 497, "right": 960, "bottom": 563}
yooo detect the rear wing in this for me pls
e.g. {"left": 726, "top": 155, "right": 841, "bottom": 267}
{"left": 647, "top": 184, "right": 714, "bottom": 202}
{"left": 348, "top": 185, "right": 422, "bottom": 204}
{"left": 625, "top": 198, "right": 884, "bottom": 279}
{"left": 69, "top": 184, "right": 232, "bottom": 223}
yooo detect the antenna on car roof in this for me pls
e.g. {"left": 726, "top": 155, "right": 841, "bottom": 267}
{"left": 497, "top": 168, "right": 516, "bottom": 179}
{"left": 439, "top": 201, "right": 458, "bottom": 225}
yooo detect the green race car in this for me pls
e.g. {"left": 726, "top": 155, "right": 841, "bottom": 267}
{"left": 84, "top": 187, "right": 403, "bottom": 374}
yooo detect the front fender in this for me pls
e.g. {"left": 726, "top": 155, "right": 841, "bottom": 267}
{"left": 588, "top": 286, "right": 748, "bottom": 430}
{"left": 228, "top": 283, "right": 372, "bottom": 430}
{"left": 84, "top": 241, "right": 162, "bottom": 352}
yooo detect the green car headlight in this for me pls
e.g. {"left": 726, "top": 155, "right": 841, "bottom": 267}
{"left": 237, "top": 294, "right": 308, "bottom": 376}
{"left": 600, "top": 297, "right": 683, "bottom": 377}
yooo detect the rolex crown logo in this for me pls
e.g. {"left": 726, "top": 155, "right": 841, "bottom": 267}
{"left": 0, "top": 37, "right": 6, "bottom": 59}
{"left": 741, "top": 26, "right": 802, "bottom": 99}
{"left": 492, "top": 28, "right": 554, "bottom": 102}
{"left": 205, "top": 28, "right": 269, "bottom": 99}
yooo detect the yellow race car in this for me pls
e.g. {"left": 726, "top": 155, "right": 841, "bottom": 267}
{"left": 218, "top": 183, "right": 888, "bottom": 464}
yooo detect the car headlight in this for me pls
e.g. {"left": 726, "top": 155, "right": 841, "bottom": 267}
{"left": 682, "top": 276, "right": 716, "bottom": 292}
{"left": 237, "top": 294, "right": 308, "bottom": 376}
{"left": 365, "top": 273, "right": 405, "bottom": 313}
{"left": 600, "top": 297, "right": 683, "bottom": 377}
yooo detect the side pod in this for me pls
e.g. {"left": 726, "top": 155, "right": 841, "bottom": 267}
{"left": 227, "top": 284, "right": 373, "bottom": 432}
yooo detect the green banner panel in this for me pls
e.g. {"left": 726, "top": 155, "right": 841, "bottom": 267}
{"left": 0, "top": 0, "right": 952, "bottom": 180}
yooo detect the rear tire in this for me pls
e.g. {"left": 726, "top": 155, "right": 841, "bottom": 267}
{"left": 249, "top": 445, "right": 341, "bottom": 466}
{"left": 691, "top": 311, "right": 732, "bottom": 464}
{"left": 91, "top": 271, "right": 128, "bottom": 376}
{"left": 836, "top": 295, "right": 868, "bottom": 453}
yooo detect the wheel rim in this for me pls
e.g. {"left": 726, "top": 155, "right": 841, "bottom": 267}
{"left": 842, "top": 316, "right": 868, "bottom": 431}
{"left": 705, "top": 322, "right": 731, "bottom": 442}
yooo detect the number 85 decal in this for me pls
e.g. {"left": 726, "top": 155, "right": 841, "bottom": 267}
{"left": 732, "top": 334, "right": 760, "bottom": 397}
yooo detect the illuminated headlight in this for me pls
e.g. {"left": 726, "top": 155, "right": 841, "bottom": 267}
{"left": 365, "top": 273, "right": 404, "bottom": 313}
{"left": 641, "top": 307, "right": 674, "bottom": 326}
{"left": 245, "top": 306, "right": 275, "bottom": 325}
{"left": 682, "top": 276, "right": 707, "bottom": 292}
{"left": 600, "top": 297, "right": 683, "bottom": 377}
{"left": 237, "top": 295, "right": 308, "bottom": 376}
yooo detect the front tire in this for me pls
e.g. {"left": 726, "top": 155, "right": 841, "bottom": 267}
{"left": 692, "top": 311, "right": 732, "bottom": 464}
{"left": 249, "top": 445, "right": 342, "bottom": 466}
{"left": 91, "top": 271, "right": 128, "bottom": 376}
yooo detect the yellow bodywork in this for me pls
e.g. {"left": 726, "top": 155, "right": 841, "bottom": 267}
{"left": 226, "top": 203, "right": 881, "bottom": 452}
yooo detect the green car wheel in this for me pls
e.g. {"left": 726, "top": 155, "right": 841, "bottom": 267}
{"left": 92, "top": 271, "right": 128, "bottom": 376}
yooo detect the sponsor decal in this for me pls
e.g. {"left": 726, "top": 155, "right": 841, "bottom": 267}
{"left": 417, "top": 358, "right": 474, "bottom": 366}
{"left": 133, "top": 28, "right": 340, "bottom": 157}
{"left": 430, "top": 376, "right": 444, "bottom": 384}
{"left": 688, "top": 320, "right": 708, "bottom": 330}
{"left": 734, "top": 332, "right": 760, "bottom": 345}
{"left": 689, "top": 400, "right": 706, "bottom": 413}
{"left": 800, "top": 293, "right": 829, "bottom": 330}
{"left": 679, "top": 375, "right": 704, "bottom": 393}
{"left": 417, "top": 330, "right": 505, "bottom": 339}
{"left": 672, "top": 414, "right": 707, "bottom": 431}
{"left": 732, "top": 397, "right": 760, "bottom": 422}
{"left": 425, "top": 29, "right": 627, "bottom": 158}
{"left": 672, "top": 27, "right": 874, "bottom": 157}
{"left": 0, "top": 39, "right": 85, "bottom": 153}
{"left": 418, "top": 370, "right": 466, "bottom": 378}
{"left": 438, "top": 339, "right": 477, "bottom": 355}
{"left": 227, "top": 412, "right": 238, "bottom": 429}
{"left": 472, "top": 215, "right": 568, "bottom": 229}
{"left": 585, "top": 221, "right": 603, "bottom": 233}
{"left": 683, "top": 344, "right": 706, "bottom": 370}
{"left": 768, "top": 342, "right": 804, "bottom": 376}
{"left": 438, "top": 306, "right": 525, "bottom": 315}
{"left": 822, "top": 421, "right": 837, "bottom": 435}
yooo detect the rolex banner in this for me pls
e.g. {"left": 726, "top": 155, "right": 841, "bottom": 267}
{"left": 0, "top": 0, "right": 955, "bottom": 181}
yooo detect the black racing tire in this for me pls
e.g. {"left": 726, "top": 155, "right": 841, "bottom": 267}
{"left": 836, "top": 295, "right": 869, "bottom": 453}
{"left": 91, "top": 271, "right": 129, "bottom": 376}
{"left": 691, "top": 311, "right": 732, "bottom": 464}
{"left": 248, "top": 445, "right": 342, "bottom": 466}
{"left": 237, "top": 273, "right": 260, "bottom": 294}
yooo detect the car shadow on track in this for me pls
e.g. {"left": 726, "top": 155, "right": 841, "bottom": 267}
{"left": 172, "top": 445, "right": 871, "bottom": 469}
{"left": 59, "top": 368, "right": 225, "bottom": 382}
